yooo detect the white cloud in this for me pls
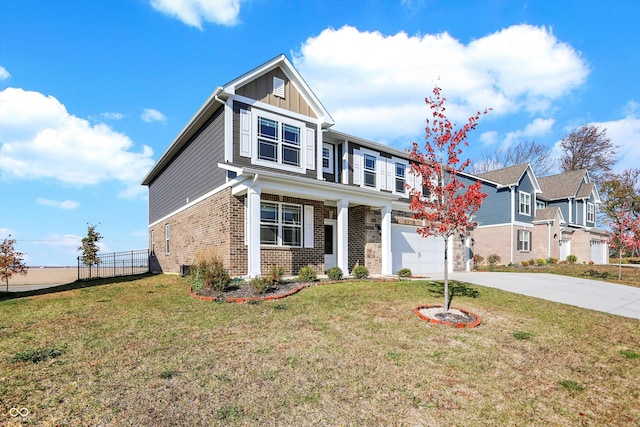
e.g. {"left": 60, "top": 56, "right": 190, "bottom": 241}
{"left": 100, "top": 112, "right": 125, "bottom": 120}
{"left": 0, "top": 66, "right": 10, "bottom": 80}
{"left": 141, "top": 108, "right": 167, "bottom": 123}
{"left": 293, "top": 24, "right": 588, "bottom": 144}
{"left": 0, "top": 228, "right": 14, "bottom": 239}
{"left": 149, "top": 0, "right": 241, "bottom": 29}
{"left": 36, "top": 198, "right": 80, "bottom": 210}
{"left": 549, "top": 103, "right": 640, "bottom": 174}
{"left": 479, "top": 131, "right": 499, "bottom": 145}
{"left": 501, "top": 117, "right": 555, "bottom": 148}
{"left": 0, "top": 87, "right": 155, "bottom": 198}
{"left": 592, "top": 113, "right": 640, "bottom": 174}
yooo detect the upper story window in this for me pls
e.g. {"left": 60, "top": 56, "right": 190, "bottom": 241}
{"left": 257, "top": 117, "right": 301, "bottom": 167}
{"left": 587, "top": 202, "right": 595, "bottom": 223}
{"left": 395, "top": 162, "right": 406, "bottom": 193}
{"left": 364, "top": 154, "right": 376, "bottom": 188}
{"left": 322, "top": 143, "right": 334, "bottom": 174}
{"left": 519, "top": 191, "right": 531, "bottom": 216}
{"left": 536, "top": 200, "right": 546, "bottom": 210}
{"left": 260, "top": 202, "right": 302, "bottom": 247}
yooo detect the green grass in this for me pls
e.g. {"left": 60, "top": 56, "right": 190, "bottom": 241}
{"left": 0, "top": 275, "right": 638, "bottom": 426}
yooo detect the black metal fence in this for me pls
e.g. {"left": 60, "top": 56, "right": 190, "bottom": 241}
{"left": 77, "top": 249, "right": 149, "bottom": 281}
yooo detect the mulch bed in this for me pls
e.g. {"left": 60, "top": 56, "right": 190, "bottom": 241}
{"left": 191, "top": 280, "right": 312, "bottom": 302}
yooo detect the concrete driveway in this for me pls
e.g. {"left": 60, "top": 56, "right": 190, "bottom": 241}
{"left": 431, "top": 271, "right": 640, "bottom": 320}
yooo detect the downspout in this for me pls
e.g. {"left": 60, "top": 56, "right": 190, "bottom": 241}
{"left": 510, "top": 186, "right": 515, "bottom": 264}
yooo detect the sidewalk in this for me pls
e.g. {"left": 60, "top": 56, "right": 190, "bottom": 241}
{"left": 431, "top": 271, "right": 640, "bottom": 320}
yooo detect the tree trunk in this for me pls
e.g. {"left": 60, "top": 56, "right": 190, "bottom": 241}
{"left": 619, "top": 253, "right": 622, "bottom": 282}
{"left": 443, "top": 236, "right": 449, "bottom": 312}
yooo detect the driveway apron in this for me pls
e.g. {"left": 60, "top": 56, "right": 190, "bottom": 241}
{"left": 430, "top": 272, "right": 640, "bottom": 320}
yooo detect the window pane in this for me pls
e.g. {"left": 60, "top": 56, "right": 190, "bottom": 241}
{"left": 281, "top": 205, "right": 301, "bottom": 225}
{"left": 282, "top": 145, "right": 300, "bottom": 166}
{"left": 364, "top": 154, "right": 376, "bottom": 171}
{"left": 396, "top": 178, "right": 405, "bottom": 193}
{"left": 260, "top": 202, "right": 278, "bottom": 223}
{"left": 396, "top": 163, "right": 405, "bottom": 178}
{"left": 258, "top": 139, "right": 277, "bottom": 161}
{"left": 282, "top": 226, "right": 301, "bottom": 246}
{"left": 364, "top": 171, "right": 376, "bottom": 187}
{"left": 258, "top": 117, "right": 278, "bottom": 140}
{"left": 260, "top": 225, "right": 278, "bottom": 245}
{"left": 282, "top": 124, "right": 300, "bottom": 145}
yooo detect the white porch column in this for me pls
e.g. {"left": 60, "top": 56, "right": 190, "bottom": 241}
{"left": 337, "top": 199, "right": 349, "bottom": 275}
{"left": 247, "top": 184, "right": 262, "bottom": 278}
{"left": 381, "top": 204, "right": 392, "bottom": 275}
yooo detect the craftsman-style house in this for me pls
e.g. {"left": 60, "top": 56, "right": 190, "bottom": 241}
{"left": 471, "top": 164, "right": 609, "bottom": 265}
{"left": 142, "top": 55, "right": 472, "bottom": 277}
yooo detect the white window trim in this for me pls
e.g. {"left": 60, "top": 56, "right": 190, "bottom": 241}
{"left": 388, "top": 158, "right": 410, "bottom": 196}
{"left": 517, "top": 229, "right": 531, "bottom": 252}
{"left": 353, "top": 148, "right": 386, "bottom": 190}
{"left": 519, "top": 191, "right": 532, "bottom": 216}
{"left": 251, "top": 110, "right": 307, "bottom": 174}
{"left": 322, "top": 142, "right": 334, "bottom": 174}
{"left": 260, "top": 201, "right": 304, "bottom": 248}
{"left": 587, "top": 202, "right": 595, "bottom": 223}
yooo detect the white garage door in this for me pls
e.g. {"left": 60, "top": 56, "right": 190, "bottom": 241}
{"left": 391, "top": 224, "right": 446, "bottom": 276}
{"left": 590, "top": 240, "right": 607, "bottom": 264}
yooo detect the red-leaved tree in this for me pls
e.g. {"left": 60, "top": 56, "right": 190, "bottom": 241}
{"left": 408, "top": 86, "right": 489, "bottom": 311}
{"left": 1, "top": 236, "right": 28, "bottom": 292}
{"left": 608, "top": 203, "right": 640, "bottom": 281}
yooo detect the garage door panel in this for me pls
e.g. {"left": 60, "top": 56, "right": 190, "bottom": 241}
{"left": 392, "top": 224, "right": 445, "bottom": 275}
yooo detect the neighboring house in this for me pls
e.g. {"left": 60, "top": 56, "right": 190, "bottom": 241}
{"left": 471, "top": 164, "right": 609, "bottom": 265}
{"left": 142, "top": 54, "right": 471, "bottom": 277}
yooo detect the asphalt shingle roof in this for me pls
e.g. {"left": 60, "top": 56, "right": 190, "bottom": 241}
{"left": 537, "top": 169, "right": 588, "bottom": 200}
{"left": 475, "top": 163, "right": 529, "bottom": 186}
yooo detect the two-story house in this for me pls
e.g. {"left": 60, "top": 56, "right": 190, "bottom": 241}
{"left": 142, "top": 55, "right": 472, "bottom": 277}
{"left": 471, "top": 164, "right": 609, "bottom": 265}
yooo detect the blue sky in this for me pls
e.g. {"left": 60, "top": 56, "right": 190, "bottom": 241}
{"left": 1, "top": 0, "right": 639, "bottom": 266}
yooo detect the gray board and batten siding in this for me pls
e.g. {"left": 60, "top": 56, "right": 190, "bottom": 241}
{"left": 235, "top": 67, "right": 318, "bottom": 119}
{"left": 148, "top": 106, "right": 226, "bottom": 224}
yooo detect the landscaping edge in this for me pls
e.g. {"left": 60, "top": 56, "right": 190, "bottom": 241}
{"left": 413, "top": 304, "right": 482, "bottom": 328}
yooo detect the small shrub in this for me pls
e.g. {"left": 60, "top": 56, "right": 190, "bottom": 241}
{"left": 268, "top": 265, "right": 285, "bottom": 287}
{"left": 473, "top": 254, "right": 484, "bottom": 267}
{"left": 566, "top": 254, "right": 577, "bottom": 264}
{"left": 535, "top": 258, "right": 546, "bottom": 266}
{"left": 397, "top": 268, "right": 412, "bottom": 278}
{"left": 521, "top": 260, "right": 530, "bottom": 267}
{"left": 250, "top": 276, "right": 274, "bottom": 294}
{"left": 190, "top": 256, "right": 231, "bottom": 292}
{"left": 487, "top": 254, "right": 501, "bottom": 271}
{"left": 297, "top": 266, "right": 317, "bottom": 282}
{"left": 546, "top": 257, "right": 558, "bottom": 264}
{"left": 352, "top": 265, "right": 369, "bottom": 279}
{"left": 326, "top": 266, "right": 343, "bottom": 281}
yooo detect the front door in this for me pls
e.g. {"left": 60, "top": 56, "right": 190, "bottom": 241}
{"left": 324, "top": 219, "right": 337, "bottom": 271}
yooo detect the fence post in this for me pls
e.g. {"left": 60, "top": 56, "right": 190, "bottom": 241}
{"left": 77, "top": 256, "right": 80, "bottom": 281}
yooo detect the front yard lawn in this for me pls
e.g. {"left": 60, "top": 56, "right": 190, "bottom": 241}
{"left": 1, "top": 275, "right": 638, "bottom": 425}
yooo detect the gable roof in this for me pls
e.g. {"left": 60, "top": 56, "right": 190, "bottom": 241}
{"left": 533, "top": 207, "right": 565, "bottom": 223}
{"left": 537, "top": 169, "right": 599, "bottom": 201}
{"left": 475, "top": 163, "right": 541, "bottom": 192}
{"left": 142, "top": 55, "right": 334, "bottom": 186}
{"left": 222, "top": 54, "right": 334, "bottom": 127}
